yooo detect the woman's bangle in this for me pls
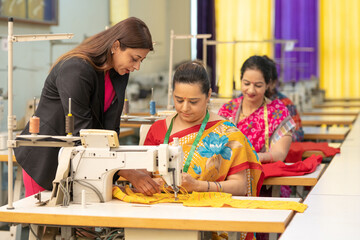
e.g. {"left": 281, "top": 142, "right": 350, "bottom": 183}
{"left": 268, "top": 152, "right": 274, "bottom": 163}
{"left": 207, "top": 181, "right": 210, "bottom": 192}
{"left": 218, "top": 182, "right": 223, "bottom": 192}
{"left": 214, "top": 181, "right": 219, "bottom": 192}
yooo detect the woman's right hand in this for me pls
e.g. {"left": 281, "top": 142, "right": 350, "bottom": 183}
{"left": 118, "top": 169, "right": 161, "bottom": 196}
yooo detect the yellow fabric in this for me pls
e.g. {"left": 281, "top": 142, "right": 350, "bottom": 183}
{"left": 215, "top": 0, "right": 274, "bottom": 97}
{"left": 113, "top": 186, "right": 307, "bottom": 213}
{"left": 319, "top": 0, "right": 360, "bottom": 99}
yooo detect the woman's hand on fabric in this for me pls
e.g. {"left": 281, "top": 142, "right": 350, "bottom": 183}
{"left": 259, "top": 135, "right": 292, "bottom": 163}
{"left": 152, "top": 177, "right": 166, "bottom": 187}
{"left": 118, "top": 169, "right": 160, "bottom": 196}
{"left": 180, "top": 172, "right": 199, "bottom": 192}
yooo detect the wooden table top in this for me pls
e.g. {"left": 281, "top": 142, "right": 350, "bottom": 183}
{"left": 301, "top": 115, "right": 356, "bottom": 126}
{"left": 313, "top": 101, "right": 360, "bottom": 108}
{"left": 324, "top": 98, "right": 360, "bottom": 102}
{"left": 0, "top": 191, "right": 302, "bottom": 234}
{"left": 263, "top": 164, "right": 326, "bottom": 186}
{"left": 119, "top": 128, "right": 135, "bottom": 138}
{"left": 281, "top": 194, "right": 360, "bottom": 239}
{"left": 310, "top": 148, "right": 360, "bottom": 196}
{"left": 301, "top": 108, "right": 359, "bottom": 116}
{"left": 0, "top": 149, "right": 16, "bottom": 162}
{"left": 282, "top": 114, "right": 360, "bottom": 240}
{"left": 303, "top": 126, "right": 350, "bottom": 141}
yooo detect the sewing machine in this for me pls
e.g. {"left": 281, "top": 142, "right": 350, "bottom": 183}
{"left": 48, "top": 129, "right": 183, "bottom": 206}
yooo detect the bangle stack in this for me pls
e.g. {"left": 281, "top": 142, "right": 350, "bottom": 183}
{"left": 214, "top": 181, "right": 223, "bottom": 192}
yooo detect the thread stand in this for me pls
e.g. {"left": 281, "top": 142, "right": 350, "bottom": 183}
{"left": 7, "top": 18, "right": 74, "bottom": 209}
{"left": 167, "top": 31, "right": 212, "bottom": 109}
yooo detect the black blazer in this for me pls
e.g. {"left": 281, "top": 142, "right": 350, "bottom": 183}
{"left": 14, "top": 57, "right": 129, "bottom": 190}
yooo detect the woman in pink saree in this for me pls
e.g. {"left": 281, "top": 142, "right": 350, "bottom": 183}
{"left": 218, "top": 55, "right": 295, "bottom": 164}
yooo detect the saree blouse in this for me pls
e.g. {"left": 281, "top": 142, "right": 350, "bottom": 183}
{"left": 218, "top": 96, "right": 296, "bottom": 153}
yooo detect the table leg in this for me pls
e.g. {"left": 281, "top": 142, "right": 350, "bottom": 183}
{"left": 271, "top": 186, "right": 281, "bottom": 197}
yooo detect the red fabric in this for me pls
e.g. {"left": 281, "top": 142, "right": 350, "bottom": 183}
{"left": 285, "top": 142, "right": 340, "bottom": 163}
{"left": 22, "top": 169, "right": 45, "bottom": 197}
{"left": 263, "top": 154, "right": 322, "bottom": 179}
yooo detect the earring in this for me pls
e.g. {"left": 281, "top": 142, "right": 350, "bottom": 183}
{"left": 111, "top": 51, "right": 114, "bottom": 55}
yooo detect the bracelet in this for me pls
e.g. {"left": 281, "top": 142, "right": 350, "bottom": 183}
{"left": 218, "top": 182, "right": 223, "bottom": 192}
{"left": 268, "top": 152, "right": 274, "bottom": 163}
{"left": 207, "top": 181, "right": 210, "bottom": 192}
{"left": 214, "top": 181, "right": 219, "bottom": 192}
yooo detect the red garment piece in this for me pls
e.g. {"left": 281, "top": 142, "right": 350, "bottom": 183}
{"left": 285, "top": 142, "right": 340, "bottom": 163}
{"left": 263, "top": 154, "right": 322, "bottom": 179}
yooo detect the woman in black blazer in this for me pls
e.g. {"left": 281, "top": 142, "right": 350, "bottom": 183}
{"left": 14, "top": 17, "right": 160, "bottom": 197}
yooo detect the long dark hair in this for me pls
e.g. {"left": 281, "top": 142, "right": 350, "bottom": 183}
{"left": 173, "top": 60, "right": 211, "bottom": 95}
{"left": 52, "top": 17, "right": 153, "bottom": 71}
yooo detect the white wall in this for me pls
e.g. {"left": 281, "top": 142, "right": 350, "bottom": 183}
{"left": 128, "top": 0, "right": 191, "bottom": 76}
{"left": 0, "top": 0, "right": 191, "bottom": 130}
{"left": 0, "top": 0, "right": 109, "bottom": 131}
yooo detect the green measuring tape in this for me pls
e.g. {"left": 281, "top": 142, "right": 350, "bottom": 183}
{"left": 164, "top": 111, "right": 210, "bottom": 173}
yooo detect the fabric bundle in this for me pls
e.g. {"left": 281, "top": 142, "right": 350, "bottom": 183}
{"left": 112, "top": 185, "right": 307, "bottom": 213}
{"left": 263, "top": 154, "right": 322, "bottom": 179}
{"left": 285, "top": 142, "right": 340, "bottom": 163}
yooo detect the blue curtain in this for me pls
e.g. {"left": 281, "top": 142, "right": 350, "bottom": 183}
{"left": 275, "top": 0, "right": 318, "bottom": 83}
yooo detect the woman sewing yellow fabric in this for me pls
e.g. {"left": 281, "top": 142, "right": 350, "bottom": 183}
{"left": 144, "top": 61, "right": 264, "bottom": 197}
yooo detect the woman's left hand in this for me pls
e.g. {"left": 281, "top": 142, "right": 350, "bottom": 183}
{"left": 181, "top": 172, "right": 199, "bottom": 192}
{"left": 258, "top": 152, "right": 273, "bottom": 163}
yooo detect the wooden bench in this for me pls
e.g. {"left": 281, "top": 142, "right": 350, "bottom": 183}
{"left": 301, "top": 115, "right": 356, "bottom": 127}
{"left": 301, "top": 108, "right": 359, "bottom": 116}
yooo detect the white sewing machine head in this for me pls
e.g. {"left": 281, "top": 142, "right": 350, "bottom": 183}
{"left": 49, "top": 129, "right": 183, "bottom": 206}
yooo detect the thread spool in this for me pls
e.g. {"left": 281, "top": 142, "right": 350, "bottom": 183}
{"left": 149, "top": 87, "right": 156, "bottom": 115}
{"left": 29, "top": 116, "right": 40, "bottom": 135}
{"left": 65, "top": 114, "right": 74, "bottom": 135}
{"left": 150, "top": 100, "right": 156, "bottom": 115}
{"left": 123, "top": 98, "right": 129, "bottom": 115}
{"left": 65, "top": 98, "right": 74, "bottom": 136}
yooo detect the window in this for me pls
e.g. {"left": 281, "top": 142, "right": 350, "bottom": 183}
{"left": 0, "top": 0, "right": 58, "bottom": 25}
